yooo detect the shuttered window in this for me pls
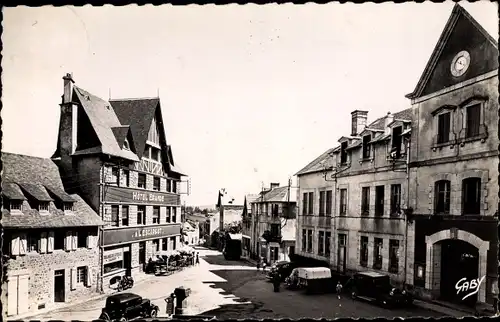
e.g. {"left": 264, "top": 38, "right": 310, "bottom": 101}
{"left": 437, "top": 112, "right": 451, "bottom": 144}
{"left": 466, "top": 104, "right": 481, "bottom": 138}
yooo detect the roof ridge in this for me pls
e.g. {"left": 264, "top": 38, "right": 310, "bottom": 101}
{"left": 1, "top": 151, "right": 50, "bottom": 160}
{"left": 109, "top": 97, "right": 159, "bottom": 102}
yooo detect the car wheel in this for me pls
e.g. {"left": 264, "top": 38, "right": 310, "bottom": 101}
{"left": 99, "top": 313, "right": 110, "bottom": 321}
{"left": 119, "top": 317, "right": 127, "bottom": 322}
{"left": 149, "top": 308, "right": 158, "bottom": 318}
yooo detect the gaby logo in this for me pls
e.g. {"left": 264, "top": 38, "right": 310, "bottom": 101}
{"left": 455, "top": 276, "right": 485, "bottom": 300}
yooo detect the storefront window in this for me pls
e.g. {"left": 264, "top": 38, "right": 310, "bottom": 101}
{"left": 104, "top": 261, "right": 123, "bottom": 274}
{"left": 162, "top": 238, "right": 168, "bottom": 251}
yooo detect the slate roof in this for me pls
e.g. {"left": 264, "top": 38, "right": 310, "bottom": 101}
{"left": 295, "top": 148, "right": 335, "bottom": 176}
{"left": 1, "top": 152, "right": 103, "bottom": 228}
{"left": 254, "top": 186, "right": 296, "bottom": 203}
{"left": 2, "top": 183, "right": 26, "bottom": 200}
{"left": 244, "top": 194, "right": 260, "bottom": 214}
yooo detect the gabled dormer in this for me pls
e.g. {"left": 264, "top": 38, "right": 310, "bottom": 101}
{"left": 2, "top": 183, "right": 26, "bottom": 213}
{"left": 337, "top": 137, "right": 353, "bottom": 166}
{"left": 45, "top": 185, "right": 76, "bottom": 214}
{"left": 17, "top": 183, "right": 53, "bottom": 213}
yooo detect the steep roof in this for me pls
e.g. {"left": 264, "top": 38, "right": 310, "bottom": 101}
{"left": 406, "top": 4, "right": 498, "bottom": 99}
{"left": 295, "top": 148, "right": 335, "bottom": 176}
{"left": 255, "top": 186, "right": 296, "bottom": 203}
{"left": 2, "top": 152, "right": 103, "bottom": 228}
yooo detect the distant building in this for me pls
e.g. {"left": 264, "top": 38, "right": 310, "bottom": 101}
{"left": 241, "top": 194, "right": 260, "bottom": 259}
{"left": 2, "top": 152, "right": 103, "bottom": 317}
{"left": 182, "top": 221, "right": 200, "bottom": 246}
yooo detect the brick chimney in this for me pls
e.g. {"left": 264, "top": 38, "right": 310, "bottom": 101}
{"left": 270, "top": 183, "right": 280, "bottom": 190}
{"left": 58, "top": 73, "right": 78, "bottom": 156}
{"left": 384, "top": 112, "right": 394, "bottom": 135}
{"left": 351, "top": 110, "right": 368, "bottom": 136}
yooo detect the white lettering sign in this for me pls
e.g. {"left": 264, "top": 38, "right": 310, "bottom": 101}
{"left": 455, "top": 276, "right": 485, "bottom": 300}
{"left": 132, "top": 191, "right": 165, "bottom": 203}
{"left": 132, "top": 228, "right": 164, "bottom": 239}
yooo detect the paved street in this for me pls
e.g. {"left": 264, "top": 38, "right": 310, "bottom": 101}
{"left": 28, "top": 247, "right": 450, "bottom": 320}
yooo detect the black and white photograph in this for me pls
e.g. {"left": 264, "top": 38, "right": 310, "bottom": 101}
{"left": 1, "top": 1, "right": 499, "bottom": 320}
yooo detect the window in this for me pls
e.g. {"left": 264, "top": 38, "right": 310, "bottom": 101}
{"left": 77, "top": 266, "right": 87, "bottom": 284}
{"left": 466, "top": 104, "right": 480, "bottom": 138}
{"left": 307, "top": 230, "right": 313, "bottom": 253}
{"left": 339, "top": 189, "right": 347, "bottom": 216}
{"left": 64, "top": 202, "right": 73, "bottom": 211}
{"left": 272, "top": 204, "right": 279, "bottom": 217}
{"left": 153, "top": 207, "right": 160, "bottom": 224}
{"left": 172, "top": 181, "right": 177, "bottom": 193}
{"left": 167, "top": 180, "right": 172, "bottom": 192}
{"left": 123, "top": 138, "right": 130, "bottom": 150}
{"left": 54, "top": 230, "right": 65, "bottom": 250}
{"left": 166, "top": 207, "right": 171, "bottom": 223}
{"left": 325, "top": 232, "right": 331, "bottom": 257}
{"left": 104, "top": 261, "right": 123, "bottom": 274}
{"left": 375, "top": 185, "right": 385, "bottom": 217}
{"left": 122, "top": 206, "right": 129, "bottom": 226}
{"left": 326, "top": 190, "right": 332, "bottom": 215}
{"left": 302, "top": 193, "right": 308, "bottom": 216}
{"left": 271, "top": 224, "right": 280, "bottom": 236}
{"left": 138, "top": 173, "right": 146, "bottom": 189}
{"left": 123, "top": 170, "right": 130, "bottom": 187}
{"left": 373, "top": 238, "right": 383, "bottom": 269}
{"left": 111, "top": 167, "right": 119, "bottom": 185}
{"left": 162, "top": 238, "right": 169, "bottom": 251}
{"left": 360, "top": 236, "right": 368, "bottom": 267}
{"left": 153, "top": 177, "right": 160, "bottom": 191}
{"left": 362, "top": 135, "right": 371, "bottom": 159}
{"left": 391, "top": 126, "right": 403, "bottom": 158}
{"left": 77, "top": 231, "right": 87, "bottom": 248}
{"left": 308, "top": 192, "right": 314, "bottom": 215}
{"left": 462, "top": 178, "right": 481, "bottom": 215}
{"left": 361, "top": 187, "right": 370, "bottom": 216}
{"left": 302, "top": 229, "right": 306, "bottom": 252}
{"left": 390, "top": 184, "right": 401, "bottom": 216}
{"left": 137, "top": 206, "right": 146, "bottom": 225}
{"left": 152, "top": 239, "right": 160, "bottom": 252}
{"left": 28, "top": 233, "right": 39, "bottom": 252}
{"left": 172, "top": 207, "right": 177, "bottom": 223}
{"left": 39, "top": 202, "right": 49, "bottom": 212}
{"left": 319, "top": 191, "right": 325, "bottom": 216}
{"left": 437, "top": 112, "right": 451, "bottom": 144}
{"left": 110, "top": 206, "right": 119, "bottom": 227}
{"left": 151, "top": 148, "right": 160, "bottom": 162}
{"left": 172, "top": 236, "right": 177, "bottom": 250}
{"left": 389, "top": 240, "right": 399, "bottom": 273}
{"left": 434, "top": 180, "right": 451, "bottom": 214}
{"left": 340, "top": 141, "right": 348, "bottom": 164}
{"left": 9, "top": 200, "right": 22, "bottom": 211}
{"left": 318, "top": 231, "right": 325, "bottom": 255}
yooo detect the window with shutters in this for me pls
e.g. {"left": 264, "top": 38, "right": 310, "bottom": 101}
{"left": 137, "top": 206, "right": 146, "bottom": 225}
{"left": 437, "top": 112, "right": 451, "bottom": 144}
{"left": 153, "top": 177, "right": 160, "bottom": 191}
{"left": 319, "top": 191, "right": 325, "bottom": 216}
{"left": 153, "top": 207, "right": 160, "bottom": 224}
{"left": 54, "top": 230, "right": 65, "bottom": 250}
{"left": 77, "top": 231, "right": 87, "bottom": 248}
{"left": 339, "top": 189, "right": 347, "bottom": 216}
{"left": 28, "top": 233, "right": 39, "bottom": 252}
{"left": 110, "top": 206, "right": 119, "bottom": 227}
{"left": 361, "top": 187, "right": 370, "bottom": 216}
{"left": 434, "top": 180, "right": 451, "bottom": 215}
{"left": 466, "top": 104, "right": 481, "bottom": 138}
{"left": 138, "top": 173, "right": 146, "bottom": 189}
{"left": 326, "top": 190, "right": 332, "bottom": 215}
{"left": 77, "top": 266, "right": 87, "bottom": 284}
{"left": 122, "top": 206, "right": 129, "bottom": 226}
{"left": 360, "top": 236, "right": 368, "bottom": 267}
{"left": 462, "top": 178, "right": 481, "bottom": 215}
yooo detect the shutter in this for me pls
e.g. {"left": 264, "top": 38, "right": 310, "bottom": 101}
{"left": 86, "top": 267, "right": 92, "bottom": 287}
{"left": 47, "top": 231, "right": 54, "bottom": 253}
{"left": 7, "top": 277, "right": 19, "bottom": 316}
{"left": 70, "top": 268, "right": 77, "bottom": 290}
{"left": 19, "top": 234, "right": 27, "bottom": 255}
{"left": 17, "top": 275, "right": 30, "bottom": 315}
{"left": 11, "top": 234, "right": 20, "bottom": 256}
{"left": 87, "top": 234, "right": 93, "bottom": 249}
{"left": 65, "top": 231, "right": 71, "bottom": 251}
{"left": 39, "top": 232, "right": 47, "bottom": 254}
{"left": 72, "top": 233, "right": 78, "bottom": 250}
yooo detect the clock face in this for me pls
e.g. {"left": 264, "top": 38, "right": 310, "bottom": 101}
{"left": 451, "top": 51, "right": 470, "bottom": 77}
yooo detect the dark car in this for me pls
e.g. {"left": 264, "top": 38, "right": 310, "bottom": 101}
{"left": 267, "top": 261, "right": 298, "bottom": 282}
{"left": 346, "top": 272, "right": 413, "bottom": 308}
{"left": 99, "top": 293, "right": 159, "bottom": 322}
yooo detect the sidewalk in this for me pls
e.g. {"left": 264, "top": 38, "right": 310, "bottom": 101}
{"left": 413, "top": 299, "right": 497, "bottom": 317}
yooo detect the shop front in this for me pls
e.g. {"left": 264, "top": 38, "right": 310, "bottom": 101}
{"left": 101, "top": 223, "right": 181, "bottom": 290}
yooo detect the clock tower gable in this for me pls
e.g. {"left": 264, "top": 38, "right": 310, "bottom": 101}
{"left": 406, "top": 4, "right": 498, "bottom": 100}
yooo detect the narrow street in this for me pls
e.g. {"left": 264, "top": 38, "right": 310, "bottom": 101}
{"left": 27, "top": 247, "right": 452, "bottom": 320}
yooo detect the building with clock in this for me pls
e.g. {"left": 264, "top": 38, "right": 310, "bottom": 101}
{"left": 52, "top": 73, "right": 188, "bottom": 292}
{"left": 404, "top": 4, "right": 498, "bottom": 309}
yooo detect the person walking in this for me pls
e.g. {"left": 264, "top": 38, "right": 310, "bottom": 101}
{"left": 256, "top": 258, "right": 261, "bottom": 271}
{"left": 273, "top": 273, "right": 281, "bottom": 292}
{"left": 195, "top": 252, "right": 200, "bottom": 265}
{"left": 336, "top": 281, "right": 343, "bottom": 300}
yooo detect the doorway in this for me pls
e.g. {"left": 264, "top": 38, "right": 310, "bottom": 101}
{"left": 440, "top": 239, "right": 479, "bottom": 306}
{"left": 54, "top": 270, "right": 65, "bottom": 303}
{"left": 139, "top": 242, "right": 146, "bottom": 271}
{"left": 124, "top": 248, "right": 132, "bottom": 276}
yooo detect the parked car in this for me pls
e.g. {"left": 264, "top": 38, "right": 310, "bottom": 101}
{"left": 99, "top": 293, "right": 159, "bottom": 322}
{"left": 346, "top": 271, "right": 413, "bottom": 308}
{"left": 267, "top": 261, "right": 298, "bottom": 282}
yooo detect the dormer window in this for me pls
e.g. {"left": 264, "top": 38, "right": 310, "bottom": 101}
{"left": 362, "top": 135, "right": 371, "bottom": 159}
{"left": 391, "top": 126, "right": 403, "bottom": 159}
{"left": 64, "top": 202, "right": 74, "bottom": 212}
{"left": 340, "top": 141, "right": 348, "bottom": 165}
{"left": 39, "top": 202, "right": 50, "bottom": 212}
{"left": 9, "top": 200, "right": 23, "bottom": 212}
{"left": 123, "top": 138, "right": 130, "bottom": 150}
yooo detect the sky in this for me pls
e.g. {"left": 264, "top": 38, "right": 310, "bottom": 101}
{"left": 2, "top": 2, "right": 498, "bottom": 207}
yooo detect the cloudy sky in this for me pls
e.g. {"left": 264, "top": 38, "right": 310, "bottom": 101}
{"left": 2, "top": 2, "right": 498, "bottom": 207}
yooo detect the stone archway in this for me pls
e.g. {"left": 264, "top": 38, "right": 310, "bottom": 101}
{"left": 425, "top": 229, "right": 489, "bottom": 303}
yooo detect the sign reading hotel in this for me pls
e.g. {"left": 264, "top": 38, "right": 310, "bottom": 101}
{"left": 103, "top": 223, "right": 181, "bottom": 246}
{"left": 104, "top": 186, "right": 180, "bottom": 205}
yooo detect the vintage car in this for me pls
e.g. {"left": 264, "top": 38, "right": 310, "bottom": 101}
{"left": 346, "top": 271, "right": 413, "bottom": 308}
{"left": 267, "top": 261, "right": 298, "bottom": 282}
{"left": 99, "top": 293, "right": 159, "bottom": 322}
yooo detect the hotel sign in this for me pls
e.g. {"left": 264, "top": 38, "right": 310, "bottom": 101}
{"left": 103, "top": 224, "right": 181, "bottom": 246}
{"left": 104, "top": 186, "right": 180, "bottom": 205}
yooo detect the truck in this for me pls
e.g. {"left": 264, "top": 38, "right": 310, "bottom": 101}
{"left": 296, "top": 267, "right": 334, "bottom": 294}
{"left": 223, "top": 233, "right": 242, "bottom": 260}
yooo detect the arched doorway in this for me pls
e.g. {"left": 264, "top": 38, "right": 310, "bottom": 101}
{"left": 440, "top": 239, "right": 479, "bottom": 306}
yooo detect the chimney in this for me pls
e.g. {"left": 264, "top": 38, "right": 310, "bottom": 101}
{"left": 63, "top": 73, "right": 74, "bottom": 104}
{"left": 270, "top": 183, "right": 280, "bottom": 190}
{"left": 384, "top": 112, "right": 394, "bottom": 135}
{"left": 351, "top": 110, "right": 368, "bottom": 136}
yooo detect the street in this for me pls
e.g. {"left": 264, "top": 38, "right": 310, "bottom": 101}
{"left": 28, "top": 247, "right": 448, "bottom": 320}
